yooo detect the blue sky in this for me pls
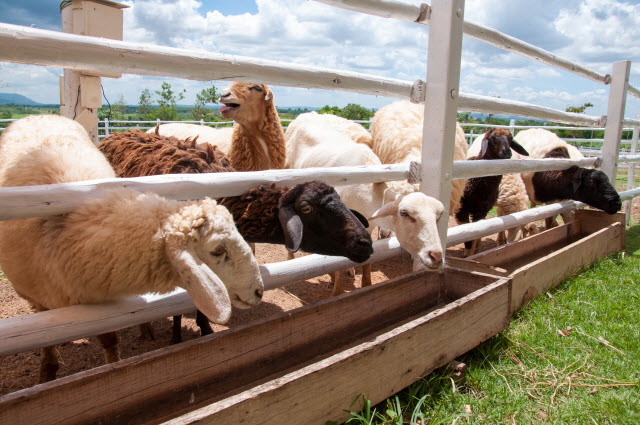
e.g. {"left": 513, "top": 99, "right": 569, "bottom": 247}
{"left": 1, "top": 0, "right": 639, "bottom": 119}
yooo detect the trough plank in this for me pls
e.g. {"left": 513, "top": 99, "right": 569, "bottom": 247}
{"left": 164, "top": 278, "right": 511, "bottom": 425}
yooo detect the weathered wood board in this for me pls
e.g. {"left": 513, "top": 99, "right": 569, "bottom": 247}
{"left": 0, "top": 268, "right": 510, "bottom": 425}
{"left": 466, "top": 210, "right": 625, "bottom": 311}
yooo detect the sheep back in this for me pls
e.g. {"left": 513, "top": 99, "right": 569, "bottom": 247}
{"left": 148, "top": 123, "right": 234, "bottom": 154}
{"left": 99, "top": 130, "right": 234, "bottom": 178}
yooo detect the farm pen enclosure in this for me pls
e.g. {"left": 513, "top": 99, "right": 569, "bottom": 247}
{"left": 0, "top": 0, "right": 639, "bottom": 424}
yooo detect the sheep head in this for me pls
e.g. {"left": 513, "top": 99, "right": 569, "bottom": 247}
{"left": 370, "top": 191, "right": 445, "bottom": 270}
{"left": 219, "top": 82, "right": 273, "bottom": 127}
{"left": 278, "top": 181, "right": 374, "bottom": 263}
{"left": 572, "top": 168, "right": 622, "bottom": 214}
{"left": 480, "top": 128, "right": 528, "bottom": 159}
{"left": 164, "top": 199, "right": 263, "bottom": 324}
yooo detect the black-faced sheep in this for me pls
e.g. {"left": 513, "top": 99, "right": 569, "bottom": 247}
{"left": 98, "top": 130, "right": 373, "bottom": 340}
{"left": 514, "top": 128, "right": 621, "bottom": 225}
{"left": 0, "top": 115, "right": 263, "bottom": 382}
{"left": 454, "top": 128, "right": 529, "bottom": 256}
{"left": 285, "top": 112, "right": 445, "bottom": 295}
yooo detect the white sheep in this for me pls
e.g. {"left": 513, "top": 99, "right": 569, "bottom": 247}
{"left": 0, "top": 115, "right": 264, "bottom": 382}
{"left": 369, "top": 100, "right": 468, "bottom": 215}
{"left": 147, "top": 123, "right": 234, "bottom": 154}
{"left": 513, "top": 128, "right": 621, "bottom": 227}
{"left": 285, "top": 112, "right": 444, "bottom": 295}
{"left": 468, "top": 131, "right": 539, "bottom": 244}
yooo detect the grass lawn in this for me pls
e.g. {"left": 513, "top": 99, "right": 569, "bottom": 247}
{"left": 340, "top": 225, "right": 640, "bottom": 424}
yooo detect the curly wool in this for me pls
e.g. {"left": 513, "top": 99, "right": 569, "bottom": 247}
{"left": 147, "top": 123, "right": 234, "bottom": 155}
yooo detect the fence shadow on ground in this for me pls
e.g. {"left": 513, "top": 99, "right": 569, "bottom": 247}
{"left": 625, "top": 224, "right": 640, "bottom": 256}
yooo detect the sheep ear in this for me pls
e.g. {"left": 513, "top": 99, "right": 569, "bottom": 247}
{"left": 370, "top": 202, "right": 397, "bottom": 220}
{"left": 278, "top": 205, "right": 303, "bottom": 252}
{"left": 167, "top": 245, "right": 232, "bottom": 324}
{"left": 480, "top": 137, "right": 489, "bottom": 157}
{"left": 510, "top": 140, "right": 529, "bottom": 156}
{"left": 350, "top": 209, "right": 369, "bottom": 228}
{"left": 264, "top": 87, "right": 272, "bottom": 101}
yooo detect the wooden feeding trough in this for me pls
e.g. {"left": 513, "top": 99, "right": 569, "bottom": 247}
{"left": 0, "top": 267, "right": 510, "bottom": 425}
{"left": 448, "top": 209, "right": 626, "bottom": 313}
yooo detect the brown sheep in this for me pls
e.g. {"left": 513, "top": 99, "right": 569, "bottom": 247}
{"left": 219, "top": 82, "right": 286, "bottom": 171}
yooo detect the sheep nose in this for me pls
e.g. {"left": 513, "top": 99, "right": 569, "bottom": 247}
{"left": 255, "top": 288, "right": 263, "bottom": 299}
{"left": 429, "top": 251, "right": 443, "bottom": 265}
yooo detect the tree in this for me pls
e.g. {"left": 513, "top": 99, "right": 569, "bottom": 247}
{"left": 111, "top": 94, "right": 127, "bottom": 121}
{"left": 318, "top": 104, "right": 374, "bottom": 121}
{"left": 154, "top": 82, "right": 186, "bottom": 121}
{"left": 137, "top": 88, "right": 153, "bottom": 119}
{"left": 191, "top": 86, "right": 219, "bottom": 120}
{"left": 565, "top": 102, "right": 593, "bottom": 114}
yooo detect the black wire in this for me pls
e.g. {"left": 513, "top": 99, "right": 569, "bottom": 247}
{"left": 101, "top": 84, "right": 112, "bottom": 120}
{"left": 72, "top": 85, "right": 80, "bottom": 119}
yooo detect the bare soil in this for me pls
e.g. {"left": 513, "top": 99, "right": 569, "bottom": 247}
{"left": 2, "top": 198, "right": 638, "bottom": 396}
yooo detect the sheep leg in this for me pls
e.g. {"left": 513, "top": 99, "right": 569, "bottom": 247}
{"left": 361, "top": 264, "right": 372, "bottom": 288}
{"left": 171, "top": 315, "right": 183, "bottom": 344}
{"left": 195, "top": 310, "right": 214, "bottom": 336}
{"left": 497, "top": 231, "right": 507, "bottom": 246}
{"left": 545, "top": 216, "right": 559, "bottom": 229}
{"left": 138, "top": 322, "right": 155, "bottom": 340}
{"left": 287, "top": 250, "right": 295, "bottom": 261}
{"left": 38, "top": 345, "right": 59, "bottom": 383}
{"left": 97, "top": 331, "right": 121, "bottom": 364}
{"left": 506, "top": 227, "right": 521, "bottom": 244}
{"left": 249, "top": 242, "right": 256, "bottom": 256}
{"left": 330, "top": 271, "right": 344, "bottom": 296}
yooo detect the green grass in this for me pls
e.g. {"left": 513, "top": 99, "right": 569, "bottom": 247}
{"left": 340, "top": 227, "right": 640, "bottom": 424}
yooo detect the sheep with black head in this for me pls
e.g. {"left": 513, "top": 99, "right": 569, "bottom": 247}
{"left": 455, "top": 128, "right": 529, "bottom": 256}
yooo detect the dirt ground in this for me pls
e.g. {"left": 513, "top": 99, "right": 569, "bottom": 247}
{"left": 1, "top": 198, "right": 639, "bottom": 396}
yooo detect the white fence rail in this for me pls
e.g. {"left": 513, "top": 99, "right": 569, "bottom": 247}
{"left": 0, "top": 0, "right": 639, "bottom": 357}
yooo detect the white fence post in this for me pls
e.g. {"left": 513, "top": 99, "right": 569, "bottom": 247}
{"left": 601, "top": 61, "right": 631, "bottom": 182}
{"left": 509, "top": 118, "right": 515, "bottom": 135}
{"left": 419, "top": 0, "right": 465, "bottom": 251}
{"left": 200, "top": 119, "right": 204, "bottom": 125}
{"left": 626, "top": 125, "right": 639, "bottom": 225}
{"left": 104, "top": 118, "right": 110, "bottom": 137}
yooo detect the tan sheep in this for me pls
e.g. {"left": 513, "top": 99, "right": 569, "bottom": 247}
{"left": 369, "top": 100, "right": 468, "bottom": 215}
{"left": 0, "top": 115, "right": 264, "bottom": 382}
{"left": 147, "top": 123, "right": 234, "bottom": 154}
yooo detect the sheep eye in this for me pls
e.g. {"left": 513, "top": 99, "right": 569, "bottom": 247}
{"left": 250, "top": 85, "right": 263, "bottom": 92}
{"left": 300, "top": 205, "right": 312, "bottom": 214}
{"left": 399, "top": 209, "right": 409, "bottom": 217}
{"left": 210, "top": 245, "right": 227, "bottom": 257}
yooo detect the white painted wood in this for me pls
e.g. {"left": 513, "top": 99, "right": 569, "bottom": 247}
{"left": 620, "top": 187, "right": 640, "bottom": 202}
{"left": 628, "top": 84, "right": 640, "bottom": 99}
{"left": 601, "top": 61, "right": 631, "bottom": 181}
{"left": 622, "top": 118, "right": 640, "bottom": 128}
{"left": 458, "top": 93, "right": 602, "bottom": 127}
{"left": 626, "top": 127, "right": 639, "bottom": 225}
{"left": 0, "top": 164, "right": 410, "bottom": 220}
{"left": 313, "top": 0, "right": 609, "bottom": 86}
{"left": 0, "top": 24, "right": 610, "bottom": 128}
{"left": 618, "top": 154, "right": 640, "bottom": 164}
{"left": 0, "top": 23, "right": 412, "bottom": 100}
{"left": 314, "top": 0, "right": 427, "bottom": 23}
{"left": 419, "top": 0, "right": 465, "bottom": 250}
{"left": 452, "top": 157, "right": 598, "bottom": 179}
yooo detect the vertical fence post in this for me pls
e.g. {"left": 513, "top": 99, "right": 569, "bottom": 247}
{"left": 509, "top": 118, "right": 515, "bottom": 135}
{"left": 601, "top": 61, "right": 631, "bottom": 183}
{"left": 104, "top": 118, "right": 110, "bottom": 137}
{"left": 200, "top": 119, "right": 204, "bottom": 125}
{"left": 419, "top": 0, "right": 465, "bottom": 251}
{"left": 626, "top": 125, "right": 639, "bottom": 225}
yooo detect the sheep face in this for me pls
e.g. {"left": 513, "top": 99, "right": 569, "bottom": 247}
{"left": 480, "top": 128, "right": 529, "bottom": 159}
{"left": 165, "top": 200, "right": 263, "bottom": 324}
{"left": 219, "top": 82, "right": 272, "bottom": 126}
{"left": 573, "top": 168, "right": 622, "bottom": 214}
{"left": 370, "top": 192, "right": 444, "bottom": 270}
{"left": 278, "top": 181, "right": 374, "bottom": 263}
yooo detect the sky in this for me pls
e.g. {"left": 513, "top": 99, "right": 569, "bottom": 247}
{"left": 1, "top": 0, "right": 640, "bottom": 118}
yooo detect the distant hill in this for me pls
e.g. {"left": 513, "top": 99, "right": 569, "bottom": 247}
{"left": 0, "top": 93, "right": 44, "bottom": 106}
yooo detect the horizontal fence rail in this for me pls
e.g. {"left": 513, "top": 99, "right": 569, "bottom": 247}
{"left": 313, "top": 0, "right": 640, "bottom": 99}
{"left": 0, "top": 23, "right": 623, "bottom": 128}
{"left": 0, "top": 157, "right": 601, "bottom": 220}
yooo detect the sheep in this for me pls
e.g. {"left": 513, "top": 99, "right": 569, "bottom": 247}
{"left": 147, "top": 123, "right": 234, "bottom": 154}
{"left": 285, "top": 112, "right": 445, "bottom": 295}
{"left": 0, "top": 115, "right": 264, "bottom": 382}
{"left": 218, "top": 82, "right": 286, "bottom": 171}
{"left": 468, "top": 131, "right": 539, "bottom": 245}
{"left": 513, "top": 128, "right": 622, "bottom": 226}
{"left": 454, "top": 128, "right": 529, "bottom": 256}
{"left": 369, "top": 100, "right": 468, "bottom": 215}
{"left": 99, "top": 130, "right": 373, "bottom": 340}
